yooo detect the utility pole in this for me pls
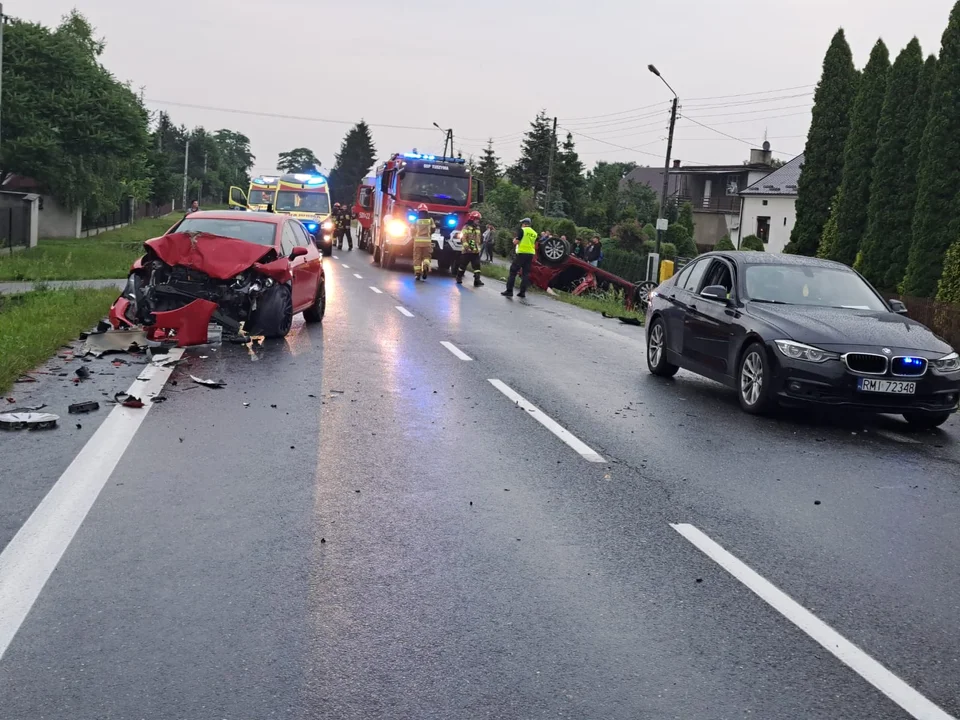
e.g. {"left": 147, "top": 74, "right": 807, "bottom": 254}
{"left": 198, "top": 151, "right": 207, "bottom": 203}
{"left": 433, "top": 122, "right": 454, "bottom": 158}
{"left": 649, "top": 64, "right": 679, "bottom": 277}
{"left": 656, "top": 96, "right": 679, "bottom": 257}
{"left": 0, "top": 4, "right": 5, "bottom": 165}
{"left": 543, "top": 117, "right": 558, "bottom": 217}
{"left": 182, "top": 139, "right": 190, "bottom": 211}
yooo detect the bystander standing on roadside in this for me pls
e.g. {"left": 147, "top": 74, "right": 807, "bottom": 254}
{"left": 186, "top": 200, "right": 200, "bottom": 215}
{"left": 586, "top": 236, "right": 602, "bottom": 267}
{"left": 482, "top": 223, "right": 495, "bottom": 262}
{"left": 574, "top": 238, "right": 585, "bottom": 259}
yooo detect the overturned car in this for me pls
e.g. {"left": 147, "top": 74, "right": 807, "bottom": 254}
{"left": 526, "top": 236, "right": 653, "bottom": 309}
{"left": 110, "top": 211, "right": 326, "bottom": 346}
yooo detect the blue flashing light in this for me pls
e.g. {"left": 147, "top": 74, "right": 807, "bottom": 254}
{"left": 305, "top": 222, "right": 318, "bottom": 231}
{"left": 445, "top": 214, "right": 458, "bottom": 227}
{"left": 901, "top": 357, "right": 923, "bottom": 366}
{"left": 402, "top": 152, "right": 437, "bottom": 161}
{"left": 407, "top": 212, "right": 418, "bottom": 223}
{"left": 305, "top": 176, "right": 326, "bottom": 185}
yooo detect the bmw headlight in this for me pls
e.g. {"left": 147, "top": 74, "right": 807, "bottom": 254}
{"left": 322, "top": 220, "right": 334, "bottom": 230}
{"left": 931, "top": 351, "right": 960, "bottom": 374}
{"left": 774, "top": 340, "right": 839, "bottom": 363}
{"left": 386, "top": 219, "right": 408, "bottom": 238}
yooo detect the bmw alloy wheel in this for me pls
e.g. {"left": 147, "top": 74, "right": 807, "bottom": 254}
{"left": 740, "top": 350, "right": 764, "bottom": 406}
{"left": 649, "top": 323, "right": 664, "bottom": 367}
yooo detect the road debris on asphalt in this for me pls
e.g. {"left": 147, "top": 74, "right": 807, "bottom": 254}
{"left": 190, "top": 375, "right": 226, "bottom": 389}
{"left": 74, "top": 367, "right": 91, "bottom": 383}
{"left": 15, "top": 374, "right": 37, "bottom": 383}
{"left": 68, "top": 401, "right": 100, "bottom": 414}
{"left": 114, "top": 392, "right": 145, "bottom": 408}
{"left": 81, "top": 329, "right": 151, "bottom": 358}
{"left": 0, "top": 412, "right": 60, "bottom": 431}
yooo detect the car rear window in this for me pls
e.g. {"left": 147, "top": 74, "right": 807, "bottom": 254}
{"left": 172, "top": 218, "right": 276, "bottom": 246}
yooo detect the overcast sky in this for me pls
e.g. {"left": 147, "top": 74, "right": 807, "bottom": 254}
{"left": 25, "top": 0, "right": 957, "bottom": 175}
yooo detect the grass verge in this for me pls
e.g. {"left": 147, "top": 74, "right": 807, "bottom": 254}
{"left": 0, "top": 214, "right": 177, "bottom": 282}
{"left": 480, "top": 263, "right": 644, "bottom": 324}
{"left": 0, "top": 288, "right": 119, "bottom": 393}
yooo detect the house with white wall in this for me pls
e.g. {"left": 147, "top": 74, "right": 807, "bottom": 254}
{"left": 737, "top": 154, "right": 803, "bottom": 253}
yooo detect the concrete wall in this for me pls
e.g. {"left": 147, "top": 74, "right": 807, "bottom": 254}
{"left": 37, "top": 194, "right": 81, "bottom": 239}
{"left": 738, "top": 195, "right": 797, "bottom": 253}
{"left": 692, "top": 211, "right": 740, "bottom": 248}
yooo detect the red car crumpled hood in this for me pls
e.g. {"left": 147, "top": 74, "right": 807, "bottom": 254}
{"left": 143, "top": 232, "right": 291, "bottom": 282}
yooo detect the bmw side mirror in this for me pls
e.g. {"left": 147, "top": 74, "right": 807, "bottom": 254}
{"left": 701, "top": 285, "right": 729, "bottom": 302}
{"left": 888, "top": 299, "right": 908, "bottom": 315}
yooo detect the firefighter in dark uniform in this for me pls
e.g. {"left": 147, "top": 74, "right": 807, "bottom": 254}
{"left": 331, "top": 202, "right": 342, "bottom": 246}
{"left": 413, "top": 204, "right": 435, "bottom": 281}
{"left": 336, "top": 203, "right": 354, "bottom": 250}
{"left": 456, "top": 211, "right": 485, "bottom": 287}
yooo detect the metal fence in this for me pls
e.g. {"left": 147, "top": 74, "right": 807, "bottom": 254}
{"left": 0, "top": 204, "right": 31, "bottom": 254}
{"left": 893, "top": 295, "right": 960, "bottom": 350}
{"left": 82, "top": 199, "right": 132, "bottom": 233}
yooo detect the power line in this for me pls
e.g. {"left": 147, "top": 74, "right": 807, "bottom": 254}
{"left": 682, "top": 103, "right": 812, "bottom": 121}
{"left": 560, "top": 125, "right": 711, "bottom": 165}
{"left": 146, "top": 98, "right": 437, "bottom": 132}
{"left": 680, "top": 115, "right": 800, "bottom": 157}
{"left": 681, "top": 92, "right": 814, "bottom": 111}
{"left": 558, "top": 100, "right": 669, "bottom": 122}
{"left": 684, "top": 84, "right": 815, "bottom": 101}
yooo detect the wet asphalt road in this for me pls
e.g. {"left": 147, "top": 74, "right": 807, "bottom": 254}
{"left": 0, "top": 252, "right": 958, "bottom": 719}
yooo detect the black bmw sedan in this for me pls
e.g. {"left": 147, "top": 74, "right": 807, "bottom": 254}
{"left": 645, "top": 252, "right": 960, "bottom": 429}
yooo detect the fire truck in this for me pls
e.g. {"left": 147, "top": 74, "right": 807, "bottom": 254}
{"left": 353, "top": 176, "right": 376, "bottom": 253}
{"left": 368, "top": 152, "right": 484, "bottom": 273}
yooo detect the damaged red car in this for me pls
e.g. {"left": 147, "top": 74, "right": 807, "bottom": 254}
{"left": 110, "top": 211, "right": 326, "bottom": 345}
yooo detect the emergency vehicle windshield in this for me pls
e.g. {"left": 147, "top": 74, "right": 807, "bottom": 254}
{"left": 399, "top": 172, "right": 469, "bottom": 206}
{"left": 275, "top": 191, "right": 330, "bottom": 215}
{"left": 248, "top": 189, "right": 275, "bottom": 205}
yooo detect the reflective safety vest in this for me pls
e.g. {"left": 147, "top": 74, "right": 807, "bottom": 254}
{"left": 460, "top": 225, "right": 481, "bottom": 253}
{"left": 518, "top": 226, "right": 538, "bottom": 254}
{"left": 414, "top": 218, "right": 434, "bottom": 244}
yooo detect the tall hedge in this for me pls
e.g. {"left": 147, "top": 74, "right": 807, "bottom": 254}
{"left": 786, "top": 30, "right": 858, "bottom": 256}
{"left": 830, "top": 40, "right": 889, "bottom": 265}
{"left": 904, "top": 1, "right": 960, "bottom": 297}
{"left": 937, "top": 238, "right": 960, "bottom": 303}
{"left": 858, "top": 40, "right": 927, "bottom": 288}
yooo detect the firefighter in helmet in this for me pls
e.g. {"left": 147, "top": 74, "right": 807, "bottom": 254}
{"left": 337, "top": 202, "right": 354, "bottom": 251}
{"left": 413, "top": 204, "right": 435, "bottom": 281}
{"left": 456, "top": 210, "right": 485, "bottom": 287}
{"left": 331, "top": 202, "right": 342, "bottom": 245}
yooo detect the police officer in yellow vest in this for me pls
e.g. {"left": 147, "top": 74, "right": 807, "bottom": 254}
{"left": 502, "top": 218, "right": 537, "bottom": 298}
{"left": 412, "top": 203, "right": 435, "bottom": 281}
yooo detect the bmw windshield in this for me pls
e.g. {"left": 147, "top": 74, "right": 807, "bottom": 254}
{"left": 399, "top": 172, "right": 469, "bottom": 206}
{"left": 745, "top": 264, "right": 888, "bottom": 311}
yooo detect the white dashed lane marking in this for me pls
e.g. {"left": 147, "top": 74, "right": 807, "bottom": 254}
{"left": 440, "top": 341, "right": 472, "bottom": 361}
{"left": 395, "top": 306, "right": 414, "bottom": 317}
{"left": 671, "top": 523, "right": 957, "bottom": 720}
{"left": 370, "top": 287, "right": 383, "bottom": 294}
{"left": 487, "top": 379, "right": 605, "bottom": 463}
{"left": 353, "top": 273, "right": 363, "bottom": 279}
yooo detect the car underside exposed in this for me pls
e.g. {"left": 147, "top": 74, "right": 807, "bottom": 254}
{"left": 110, "top": 232, "right": 294, "bottom": 346}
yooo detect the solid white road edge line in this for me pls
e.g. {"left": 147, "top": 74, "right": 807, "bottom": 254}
{"left": 395, "top": 306, "right": 414, "bottom": 317}
{"left": 670, "top": 523, "right": 957, "bottom": 720}
{"left": 440, "top": 341, "right": 473, "bottom": 361}
{"left": 487, "top": 379, "right": 605, "bottom": 463}
{"left": 353, "top": 273, "right": 363, "bottom": 279}
{"left": 0, "top": 349, "right": 185, "bottom": 663}
{"left": 370, "top": 287, "right": 383, "bottom": 294}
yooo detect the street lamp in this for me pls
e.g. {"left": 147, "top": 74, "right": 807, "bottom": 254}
{"left": 433, "top": 122, "right": 453, "bottom": 158}
{"left": 649, "top": 64, "right": 679, "bottom": 271}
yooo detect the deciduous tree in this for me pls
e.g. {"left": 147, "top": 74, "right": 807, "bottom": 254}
{"left": 277, "top": 147, "right": 321, "bottom": 174}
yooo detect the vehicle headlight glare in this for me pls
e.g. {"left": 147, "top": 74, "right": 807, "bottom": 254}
{"left": 774, "top": 340, "right": 837, "bottom": 364}
{"left": 931, "top": 351, "right": 960, "bottom": 374}
{"left": 322, "top": 220, "right": 334, "bottom": 230}
{"left": 386, "top": 219, "right": 408, "bottom": 238}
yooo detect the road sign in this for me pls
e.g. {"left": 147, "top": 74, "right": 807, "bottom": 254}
{"left": 656, "top": 218, "right": 669, "bottom": 231}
